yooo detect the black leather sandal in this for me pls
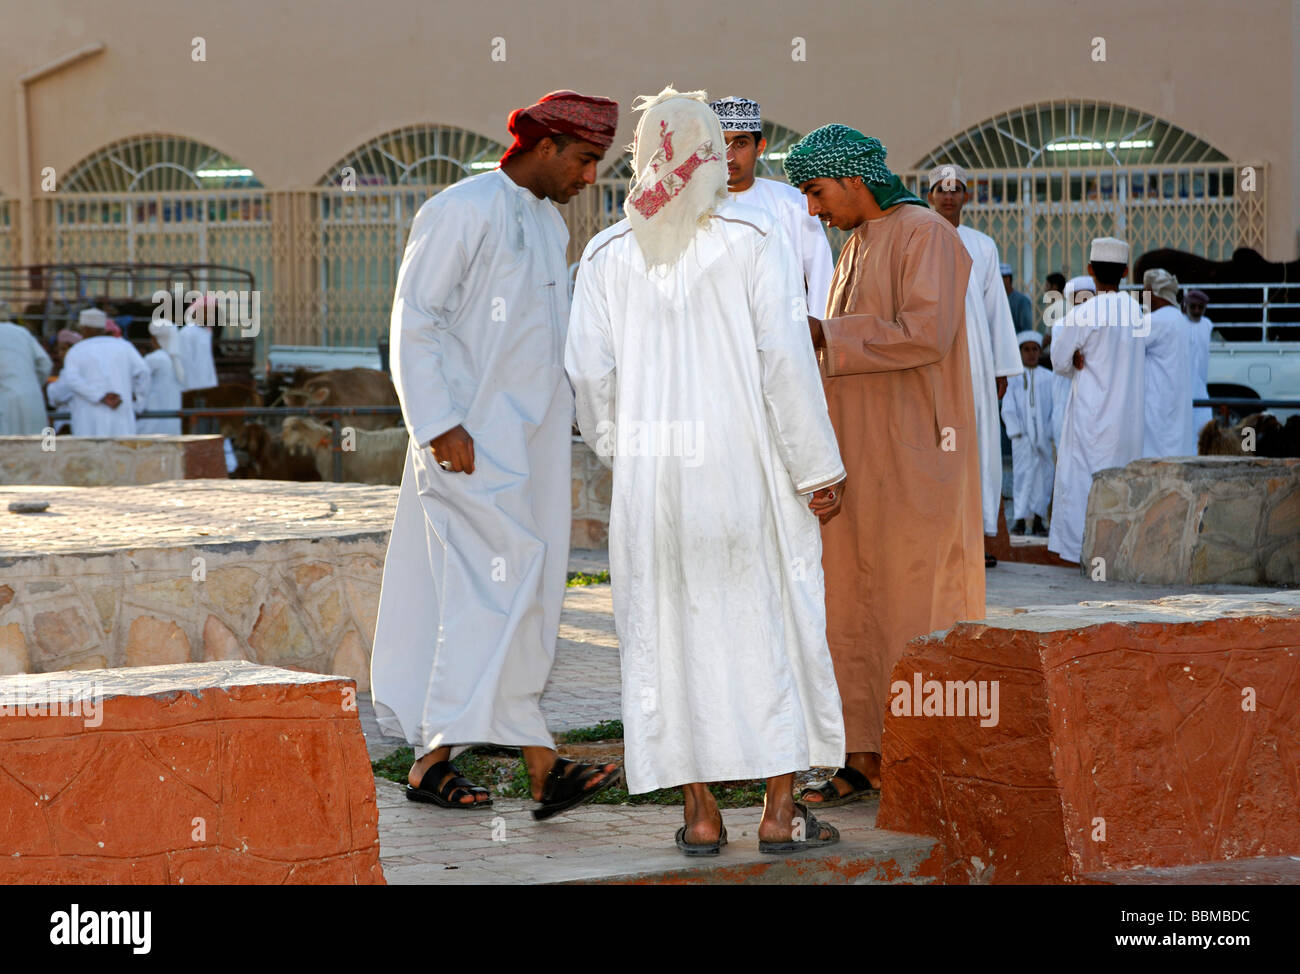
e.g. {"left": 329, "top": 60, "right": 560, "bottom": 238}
{"left": 405, "top": 759, "right": 492, "bottom": 809}
{"left": 532, "top": 757, "right": 621, "bottom": 820}
{"left": 798, "top": 765, "right": 877, "bottom": 807}
{"left": 759, "top": 803, "right": 840, "bottom": 854}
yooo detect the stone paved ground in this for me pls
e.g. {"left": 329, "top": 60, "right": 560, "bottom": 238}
{"left": 361, "top": 550, "right": 1284, "bottom": 882}
{"left": 0, "top": 480, "right": 395, "bottom": 556}
{"left": 372, "top": 784, "right": 934, "bottom": 885}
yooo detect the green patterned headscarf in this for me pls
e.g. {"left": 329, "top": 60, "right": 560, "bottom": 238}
{"left": 783, "top": 124, "right": 926, "bottom": 210}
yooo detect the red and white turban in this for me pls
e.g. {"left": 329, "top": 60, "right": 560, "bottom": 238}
{"left": 500, "top": 90, "right": 619, "bottom": 165}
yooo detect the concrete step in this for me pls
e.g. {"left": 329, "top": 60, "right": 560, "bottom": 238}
{"left": 1085, "top": 856, "right": 1300, "bottom": 885}
{"left": 376, "top": 780, "right": 936, "bottom": 885}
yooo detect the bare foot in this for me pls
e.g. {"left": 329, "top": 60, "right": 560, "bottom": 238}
{"left": 681, "top": 783, "right": 724, "bottom": 846}
{"left": 759, "top": 772, "right": 836, "bottom": 843}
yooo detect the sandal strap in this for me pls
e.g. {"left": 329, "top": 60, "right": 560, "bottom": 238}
{"left": 834, "top": 765, "right": 873, "bottom": 792}
{"left": 793, "top": 802, "right": 830, "bottom": 841}
{"left": 540, "top": 758, "right": 607, "bottom": 803}
{"left": 417, "top": 760, "right": 456, "bottom": 792}
{"left": 417, "top": 760, "right": 487, "bottom": 802}
{"left": 799, "top": 779, "right": 841, "bottom": 802}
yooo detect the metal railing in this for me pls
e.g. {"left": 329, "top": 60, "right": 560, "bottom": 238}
{"left": 0, "top": 159, "right": 1267, "bottom": 354}
{"left": 46, "top": 404, "right": 404, "bottom": 482}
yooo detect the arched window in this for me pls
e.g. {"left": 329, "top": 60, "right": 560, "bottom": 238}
{"left": 318, "top": 125, "right": 507, "bottom": 187}
{"left": 916, "top": 100, "right": 1227, "bottom": 170}
{"left": 914, "top": 101, "right": 1252, "bottom": 285}
{"left": 61, "top": 135, "right": 260, "bottom": 191}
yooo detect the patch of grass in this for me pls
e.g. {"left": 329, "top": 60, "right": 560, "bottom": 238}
{"left": 556, "top": 719, "right": 623, "bottom": 744}
{"left": 565, "top": 569, "right": 610, "bottom": 587}
{"left": 372, "top": 740, "right": 767, "bottom": 807}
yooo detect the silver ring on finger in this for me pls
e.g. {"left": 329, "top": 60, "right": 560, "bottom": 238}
{"left": 439, "top": 459, "right": 452, "bottom": 470}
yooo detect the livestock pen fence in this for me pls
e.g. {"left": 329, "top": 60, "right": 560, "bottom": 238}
{"left": 0, "top": 160, "right": 1267, "bottom": 354}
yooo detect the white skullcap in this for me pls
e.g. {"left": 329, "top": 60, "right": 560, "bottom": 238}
{"left": 1089, "top": 236, "right": 1129, "bottom": 263}
{"left": 927, "top": 163, "right": 969, "bottom": 190}
{"left": 78, "top": 308, "right": 108, "bottom": 330}
{"left": 709, "top": 96, "right": 761, "bottom": 133}
{"left": 1064, "top": 275, "right": 1096, "bottom": 303}
{"left": 1016, "top": 330, "right": 1044, "bottom": 346}
{"left": 1143, "top": 268, "right": 1179, "bottom": 304}
{"left": 999, "top": 262, "right": 1014, "bottom": 277}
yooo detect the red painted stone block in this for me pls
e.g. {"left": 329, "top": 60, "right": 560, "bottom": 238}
{"left": 182, "top": 438, "right": 228, "bottom": 479}
{"left": 0, "top": 661, "right": 384, "bottom": 884}
{"left": 876, "top": 614, "right": 1300, "bottom": 884}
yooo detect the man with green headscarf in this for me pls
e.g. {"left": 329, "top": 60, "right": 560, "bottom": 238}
{"left": 784, "top": 125, "right": 986, "bottom": 804}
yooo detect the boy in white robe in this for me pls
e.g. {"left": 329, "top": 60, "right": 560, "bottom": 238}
{"left": 568, "top": 87, "right": 847, "bottom": 855}
{"left": 1001, "top": 331, "right": 1055, "bottom": 535}
{"left": 372, "top": 90, "right": 622, "bottom": 820}
{"left": 710, "top": 96, "right": 833, "bottom": 315}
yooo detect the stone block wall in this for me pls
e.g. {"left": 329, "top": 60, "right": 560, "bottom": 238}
{"left": 0, "top": 435, "right": 227, "bottom": 486}
{"left": 571, "top": 435, "right": 611, "bottom": 549}
{"left": 0, "top": 661, "right": 384, "bottom": 883}
{"left": 0, "top": 536, "right": 385, "bottom": 691}
{"left": 1083, "top": 457, "right": 1300, "bottom": 584}
{"left": 876, "top": 595, "right": 1300, "bottom": 883}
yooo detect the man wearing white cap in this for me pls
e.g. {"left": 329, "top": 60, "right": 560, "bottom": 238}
{"left": 1141, "top": 268, "right": 1195, "bottom": 457}
{"left": 710, "top": 96, "right": 833, "bottom": 315}
{"left": 1000, "top": 330, "right": 1055, "bottom": 536}
{"left": 47, "top": 308, "right": 150, "bottom": 436}
{"left": 1048, "top": 238, "right": 1147, "bottom": 563}
{"left": 0, "top": 299, "right": 52, "bottom": 435}
{"left": 928, "top": 165, "right": 1023, "bottom": 561}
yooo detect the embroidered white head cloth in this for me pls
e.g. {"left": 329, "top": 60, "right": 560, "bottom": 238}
{"left": 625, "top": 86, "right": 728, "bottom": 268}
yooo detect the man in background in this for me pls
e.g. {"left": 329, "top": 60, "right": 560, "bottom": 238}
{"left": 928, "top": 164, "right": 1022, "bottom": 566}
{"left": 1049, "top": 239, "right": 1146, "bottom": 564}
{"left": 1141, "top": 268, "right": 1194, "bottom": 457}
{"left": 710, "top": 95, "right": 833, "bottom": 315}
{"left": 47, "top": 308, "right": 150, "bottom": 436}
{"left": 1184, "top": 288, "right": 1214, "bottom": 432}
{"left": 0, "top": 299, "right": 52, "bottom": 434}
{"left": 1001, "top": 262, "right": 1034, "bottom": 335}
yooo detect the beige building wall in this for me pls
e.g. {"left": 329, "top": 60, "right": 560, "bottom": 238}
{"left": 2, "top": 0, "right": 1297, "bottom": 258}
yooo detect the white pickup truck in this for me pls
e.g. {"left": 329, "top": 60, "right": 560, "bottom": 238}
{"left": 1195, "top": 283, "right": 1300, "bottom": 422}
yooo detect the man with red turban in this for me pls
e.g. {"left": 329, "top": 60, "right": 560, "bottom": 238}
{"left": 373, "top": 90, "right": 625, "bottom": 822}
{"left": 500, "top": 90, "right": 619, "bottom": 167}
